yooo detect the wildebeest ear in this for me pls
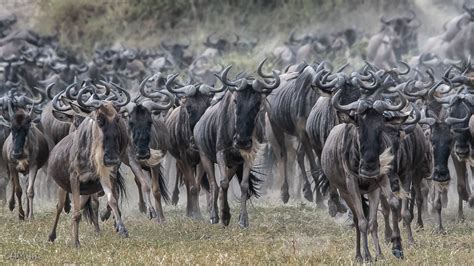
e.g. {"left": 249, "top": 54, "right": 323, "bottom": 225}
{"left": 337, "top": 111, "right": 356, "bottom": 125}
{"left": 52, "top": 110, "right": 74, "bottom": 123}
{"left": 0, "top": 117, "right": 11, "bottom": 128}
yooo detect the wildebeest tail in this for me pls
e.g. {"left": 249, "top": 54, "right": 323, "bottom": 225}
{"left": 316, "top": 167, "right": 330, "bottom": 196}
{"left": 200, "top": 173, "right": 210, "bottom": 192}
{"left": 236, "top": 164, "right": 264, "bottom": 199}
{"left": 82, "top": 197, "right": 94, "bottom": 224}
{"left": 116, "top": 168, "right": 127, "bottom": 202}
{"left": 362, "top": 195, "right": 369, "bottom": 218}
{"left": 157, "top": 166, "right": 170, "bottom": 204}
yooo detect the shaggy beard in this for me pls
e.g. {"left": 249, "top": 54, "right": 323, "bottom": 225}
{"left": 239, "top": 139, "right": 265, "bottom": 167}
{"left": 138, "top": 149, "right": 164, "bottom": 167}
{"left": 379, "top": 147, "right": 394, "bottom": 176}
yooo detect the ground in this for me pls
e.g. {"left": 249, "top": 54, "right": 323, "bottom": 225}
{"left": 0, "top": 200, "right": 473, "bottom": 264}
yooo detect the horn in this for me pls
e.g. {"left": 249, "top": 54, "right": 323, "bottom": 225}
{"left": 332, "top": 88, "right": 359, "bottom": 111}
{"left": 257, "top": 58, "right": 272, "bottom": 79}
{"left": 101, "top": 81, "right": 131, "bottom": 107}
{"left": 71, "top": 63, "right": 89, "bottom": 73}
{"left": 217, "top": 65, "right": 240, "bottom": 87}
{"left": 141, "top": 90, "right": 175, "bottom": 111}
{"left": 373, "top": 90, "right": 408, "bottom": 113}
{"left": 77, "top": 87, "right": 102, "bottom": 109}
{"left": 139, "top": 74, "right": 165, "bottom": 98}
{"left": 403, "top": 103, "right": 421, "bottom": 125}
{"left": 352, "top": 70, "right": 380, "bottom": 90}
{"left": 52, "top": 89, "right": 71, "bottom": 111}
{"left": 45, "top": 82, "right": 56, "bottom": 100}
{"left": 446, "top": 102, "right": 471, "bottom": 125}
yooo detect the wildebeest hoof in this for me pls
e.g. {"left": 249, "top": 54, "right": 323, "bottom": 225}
{"left": 171, "top": 191, "right": 179, "bottom": 206}
{"left": 328, "top": 199, "right": 337, "bottom": 217}
{"left": 355, "top": 255, "right": 363, "bottom": 263}
{"left": 433, "top": 227, "right": 446, "bottom": 235}
{"left": 384, "top": 231, "right": 392, "bottom": 244}
{"left": 18, "top": 210, "right": 25, "bottom": 220}
{"left": 148, "top": 208, "right": 157, "bottom": 219}
{"left": 100, "top": 209, "right": 111, "bottom": 222}
{"left": 48, "top": 233, "right": 56, "bottom": 242}
{"left": 8, "top": 199, "right": 15, "bottom": 211}
{"left": 363, "top": 255, "right": 373, "bottom": 263}
{"left": 392, "top": 249, "right": 404, "bottom": 259}
{"left": 415, "top": 223, "right": 424, "bottom": 231}
{"left": 238, "top": 214, "right": 249, "bottom": 228}
{"left": 457, "top": 214, "right": 465, "bottom": 223}
{"left": 303, "top": 184, "right": 313, "bottom": 202}
{"left": 210, "top": 211, "right": 219, "bottom": 224}
{"left": 468, "top": 196, "right": 474, "bottom": 208}
{"left": 138, "top": 202, "right": 146, "bottom": 214}
{"left": 117, "top": 226, "right": 129, "bottom": 238}
{"left": 154, "top": 216, "right": 166, "bottom": 224}
{"left": 73, "top": 240, "right": 81, "bottom": 248}
{"left": 281, "top": 191, "right": 290, "bottom": 204}
{"left": 221, "top": 211, "right": 231, "bottom": 226}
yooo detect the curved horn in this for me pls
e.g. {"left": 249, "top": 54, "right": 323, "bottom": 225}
{"left": 446, "top": 102, "right": 471, "bottom": 125}
{"left": 52, "top": 90, "right": 71, "bottom": 111}
{"left": 332, "top": 88, "right": 359, "bottom": 111}
{"left": 404, "top": 103, "right": 421, "bottom": 125}
{"left": 373, "top": 91, "right": 408, "bottom": 113}
{"left": 141, "top": 90, "right": 175, "bottom": 111}
{"left": 103, "top": 81, "right": 131, "bottom": 107}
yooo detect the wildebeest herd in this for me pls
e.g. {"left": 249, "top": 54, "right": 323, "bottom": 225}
{"left": 1, "top": 4, "right": 474, "bottom": 263}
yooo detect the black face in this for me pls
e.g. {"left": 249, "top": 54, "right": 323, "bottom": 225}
{"left": 428, "top": 122, "right": 452, "bottom": 182}
{"left": 233, "top": 88, "right": 263, "bottom": 150}
{"left": 356, "top": 108, "right": 385, "bottom": 178}
{"left": 128, "top": 105, "right": 152, "bottom": 160}
{"left": 11, "top": 111, "right": 31, "bottom": 160}
{"left": 171, "top": 45, "right": 185, "bottom": 63}
{"left": 449, "top": 103, "right": 471, "bottom": 160}
{"left": 185, "top": 93, "right": 212, "bottom": 132}
{"left": 97, "top": 110, "right": 122, "bottom": 166}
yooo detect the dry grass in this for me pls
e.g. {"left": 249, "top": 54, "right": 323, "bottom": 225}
{"left": 0, "top": 199, "right": 473, "bottom": 264}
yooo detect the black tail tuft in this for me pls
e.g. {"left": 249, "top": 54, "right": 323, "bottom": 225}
{"left": 157, "top": 166, "right": 170, "bottom": 204}
{"left": 249, "top": 169, "right": 264, "bottom": 199}
{"left": 116, "top": 169, "right": 127, "bottom": 203}
{"left": 362, "top": 195, "right": 369, "bottom": 218}
{"left": 316, "top": 167, "right": 330, "bottom": 196}
{"left": 200, "top": 172, "right": 210, "bottom": 192}
{"left": 82, "top": 197, "right": 94, "bottom": 224}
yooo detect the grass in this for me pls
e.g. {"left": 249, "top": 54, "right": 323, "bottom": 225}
{"left": 0, "top": 199, "right": 473, "bottom": 264}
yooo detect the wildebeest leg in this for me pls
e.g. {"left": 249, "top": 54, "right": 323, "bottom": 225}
{"left": 8, "top": 168, "right": 15, "bottom": 211}
{"left": 432, "top": 181, "right": 447, "bottom": 233}
{"left": 267, "top": 121, "right": 289, "bottom": 203}
{"left": 452, "top": 157, "right": 468, "bottom": 221}
{"left": 177, "top": 160, "right": 201, "bottom": 219}
{"left": 299, "top": 132, "right": 324, "bottom": 206}
{"left": 340, "top": 192, "right": 362, "bottom": 262}
{"left": 129, "top": 159, "right": 156, "bottom": 219}
{"left": 469, "top": 166, "right": 474, "bottom": 207}
{"left": 413, "top": 178, "right": 424, "bottom": 229}
{"left": 346, "top": 176, "right": 371, "bottom": 262}
{"left": 238, "top": 161, "right": 252, "bottom": 228}
{"left": 134, "top": 176, "right": 146, "bottom": 213}
{"left": 100, "top": 172, "right": 128, "bottom": 237}
{"left": 296, "top": 143, "right": 313, "bottom": 202}
{"left": 195, "top": 163, "right": 210, "bottom": 212}
{"left": 380, "top": 195, "right": 392, "bottom": 244}
{"left": 368, "top": 187, "right": 383, "bottom": 260}
{"left": 172, "top": 165, "right": 181, "bottom": 206}
{"left": 10, "top": 168, "right": 24, "bottom": 220}
{"left": 48, "top": 187, "right": 67, "bottom": 242}
{"left": 150, "top": 167, "right": 165, "bottom": 223}
{"left": 200, "top": 152, "right": 219, "bottom": 224}
{"left": 217, "top": 152, "right": 237, "bottom": 226}
{"left": 90, "top": 194, "right": 101, "bottom": 234}
{"left": 401, "top": 175, "right": 414, "bottom": 245}
{"left": 26, "top": 165, "right": 39, "bottom": 219}
{"left": 379, "top": 175, "right": 404, "bottom": 259}
{"left": 70, "top": 175, "right": 82, "bottom": 248}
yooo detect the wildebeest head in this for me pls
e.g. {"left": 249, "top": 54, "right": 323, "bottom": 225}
{"left": 380, "top": 10, "right": 420, "bottom": 56}
{"left": 7, "top": 103, "right": 37, "bottom": 160}
{"left": 76, "top": 81, "right": 131, "bottom": 167}
{"left": 332, "top": 71, "right": 412, "bottom": 178}
{"left": 166, "top": 73, "right": 225, "bottom": 131}
{"left": 218, "top": 59, "right": 280, "bottom": 150}
{"left": 123, "top": 74, "right": 174, "bottom": 160}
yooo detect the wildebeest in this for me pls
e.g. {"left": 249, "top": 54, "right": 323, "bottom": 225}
{"left": 367, "top": 11, "right": 420, "bottom": 68}
{"left": 2, "top": 92, "right": 48, "bottom": 220}
{"left": 47, "top": 81, "right": 130, "bottom": 247}
{"left": 164, "top": 73, "right": 225, "bottom": 218}
{"left": 120, "top": 74, "right": 175, "bottom": 222}
{"left": 321, "top": 74, "right": 416, "bottom": 261}
{"left": 421, "top": 4, "right": 474, "bottom": 62}
{"left": 193, "top": 59, "right": 279, "bottom": 227}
